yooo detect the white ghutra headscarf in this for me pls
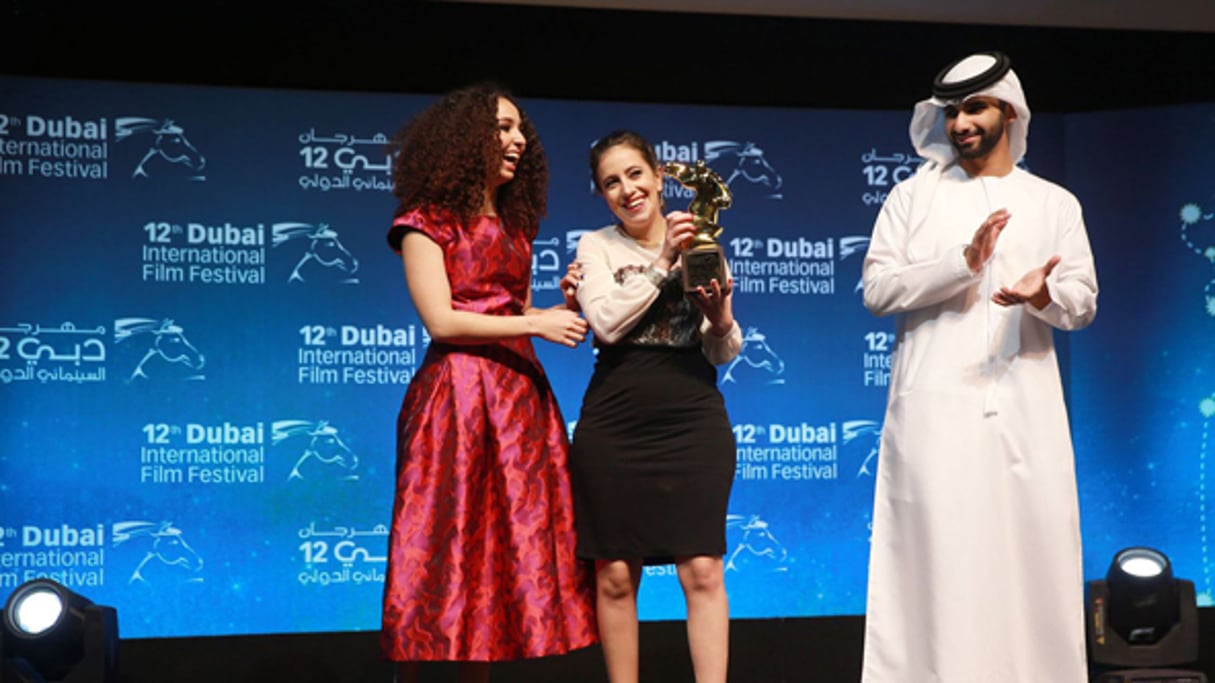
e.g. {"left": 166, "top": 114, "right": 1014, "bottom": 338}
{"left": 905, "top": 52, "right": 1032, "bottom": 234}
{"left": 909, "top": 51, "right": 1031, "bottom": 167}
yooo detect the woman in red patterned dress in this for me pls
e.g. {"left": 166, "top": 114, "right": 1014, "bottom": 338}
{"left": 381, "top": 83, "right": 597, "bottom": 683}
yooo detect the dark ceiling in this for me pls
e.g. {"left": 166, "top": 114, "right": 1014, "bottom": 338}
{"left": 2, "top": 0, "right": 1213, "bottom": 112}
{"left": 441, "top": 0, "right": 1215, "bottom": 33}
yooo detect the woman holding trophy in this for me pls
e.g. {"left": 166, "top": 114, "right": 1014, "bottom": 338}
{"left": 562, "top": 129, "right": 742, "bottom": 683}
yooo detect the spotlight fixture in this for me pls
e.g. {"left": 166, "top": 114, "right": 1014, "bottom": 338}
{"left": 1, "top": 578, "right": 119, "bottom": 683}
{"left": 1086, "top": 547, "right": 1206, "bottom": 683}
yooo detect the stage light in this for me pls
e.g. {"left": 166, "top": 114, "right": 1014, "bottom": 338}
{"left": 1, "top": 578, "right": 119, "bottom": 683}
{"left": 1086, "top": 547, "right": 1206, "bottom": 683}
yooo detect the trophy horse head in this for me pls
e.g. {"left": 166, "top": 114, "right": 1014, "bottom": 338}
{"left": 663, "top": 160, "right": 733, "bottom": 244}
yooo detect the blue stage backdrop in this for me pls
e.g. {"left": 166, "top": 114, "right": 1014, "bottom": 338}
{"left": 0, "top": 74, "right": 1209, "bottom": 638}
{"left": 1065, "top": 105, "right": 1215, "bottom": 600}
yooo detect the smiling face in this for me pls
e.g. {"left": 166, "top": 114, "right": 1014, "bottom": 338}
{"left": 489, "top": 96, "right": 527, "bottom": 190}
{"left": 594, "top": 144, "right": 664, "bottom": 233}
{"left": 944, "top": 96, "right": 1012, "bottom": 161}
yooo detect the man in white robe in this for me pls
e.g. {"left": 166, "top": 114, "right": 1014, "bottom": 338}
{"left": 860, "top": 52, "right": 1099, "bottom": 682}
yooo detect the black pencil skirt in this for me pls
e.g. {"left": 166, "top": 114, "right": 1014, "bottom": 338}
{"left": 569, "top": 345, "right": 736, "bottom": 565}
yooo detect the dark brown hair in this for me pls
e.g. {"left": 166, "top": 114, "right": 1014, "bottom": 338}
{"left": 588, "top": 129, "right": 659, "bottom": 193}
{"left": 390, "top": 83, "right": 547, "bottom": 235}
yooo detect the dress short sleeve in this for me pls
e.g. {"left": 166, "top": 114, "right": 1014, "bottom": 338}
{"left": 387, "top": 207, "right": 456, "bottom": 253}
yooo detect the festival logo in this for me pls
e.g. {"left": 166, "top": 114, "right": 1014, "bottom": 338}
{"left": 725, "top": 236, "right": 838, "bottom": 297}
{"left": 0, "top": 321, "right": 108, "bottom": 385}
{"left": 140, "top": 219, "right": 266, "bottom": 286}
{"left": 725, "top": 514, "right": 790, "bottom": 574}
{"left": 722, "top": 327, "right": 786, "bottom": 386}
{"left": 112, "top": 520, "right": 204, "bottom": 585}
{"left": 0, "top": 113, "right": 110, "bottom": 180}
{"left": 735, "top": 421, "right": 839, "bottom": 483}
{"left": 296, "top": 323, "right": 421, "bottom": 386}
{"left": 842, "top": 419, "right": 883, "bottom": 477}
{"left": 297, "top": 521, "right": 388, "bottom": 588}
{"left": 840, "top": 235, "right": 871, "bottom": 294}
{"left": 703, "top": 140, "right": 783, "bottom": 199}
{"left": 114, "top": 117, "right": 206, "bottom": 180}
{"left": 113, "top": 317, "right": 205, "bottom": 382}
{"left": 859, "top": 148, "right": 920, "bottom": 207}
{"left": 1179, "top": 202, "right": 1215, "bottom": 316}
{"left": 297, "top": 128, "right": 393, "bottom": 193}
{"left": 271, "top": 222, "right": 360, "bottom": 284}
{"left": 0, "top": 523, "right": 107, "bottom": 591}
{"left": 274, "top": 419, "right": 360, "bottom": 482}
{"left": 617, "top": 138, "right": 785, "bottom": 200}
{"left": 531, "top": 236, "right": 563, "bottom": 293}
{"left": 861, "top": 329, "right": 893, "bottom": 389}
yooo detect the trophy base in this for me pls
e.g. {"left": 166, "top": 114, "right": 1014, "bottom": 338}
{"left": 682, "top": 243, "right": 727, "bottom": 293}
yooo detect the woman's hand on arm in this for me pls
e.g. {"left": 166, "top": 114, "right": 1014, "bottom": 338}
{"left": 560, "top": 260, "right": 583, "bottom": 312}
{"left": 524, "top": 265, "right": 590, "bottom": 347}
{"left": 525, "top": 307, "right": 589, "bottom": 347}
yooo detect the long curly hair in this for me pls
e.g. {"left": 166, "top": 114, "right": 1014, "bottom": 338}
{"left": 390, "top": 83, "right": 547, "bottom": 236}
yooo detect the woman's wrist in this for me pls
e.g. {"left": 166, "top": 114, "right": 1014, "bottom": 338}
{"left": 523, "top": 315, "right": 540, "bottom": 336}
{"left": 709, "top": 317, "right": 734, "bottom": 337}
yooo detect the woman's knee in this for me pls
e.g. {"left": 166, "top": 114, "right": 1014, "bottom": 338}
{"left": 676, "top": 556, "right": 724, "bottom": 594}
{"left": 597, "top": 560, "right": 639, "bottom": 602}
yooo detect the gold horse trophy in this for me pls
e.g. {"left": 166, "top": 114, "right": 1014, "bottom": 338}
{"left": 663, "top": 160, "right": 732, "bottom": 292}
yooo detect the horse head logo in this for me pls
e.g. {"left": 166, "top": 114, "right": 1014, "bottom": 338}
{"left": 1179, "top": 202, "right": 1215, "bottom": 316}
{"left": 725, "top": 514, "right": 789, "bottom": 573}
{"left": 114, "top": 118, "right": 206, "bottom": 179}
{"left": 112, "top": 520, "right": 204, "bottom": 585}
{"left": 274, "top": 419, "right": 359, "bottom": 481}
{"left": 722, "top": 327, "right": 785, "bottom": 385}
{"left": 272, "top": 223, "right": 360, "bottom": 284}
{"left": 839, "top": 235, "right": 871, "bottom": 294}
{"left": 704, "top": 141, "right": 783, "bottom": 197}
{"left": 843, "top": 419, "right": 883, "bottom": 477}
{"left": 114, "top": 317, "right": 205, "bottom": 382}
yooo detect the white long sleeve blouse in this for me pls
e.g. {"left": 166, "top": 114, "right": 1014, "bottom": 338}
{"left": 574, "top": 224, "right": 742, "bottom": 366}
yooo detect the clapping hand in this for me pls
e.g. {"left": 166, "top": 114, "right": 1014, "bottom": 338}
{"left": 993, "top": 256, "right": 1060, "bottom": 309}
{"left": 965, "top": 209, "right": 1010, "bottom": 273}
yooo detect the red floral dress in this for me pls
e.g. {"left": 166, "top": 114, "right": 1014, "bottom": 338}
{"left": 381, "top": 208, "right": 597, "bottom": 661}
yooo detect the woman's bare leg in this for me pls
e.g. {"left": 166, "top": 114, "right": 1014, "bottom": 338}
{"left": 676, "top": 555, "right": 728, "bottom": 683}
{"left": 595, "top": 558, "right": 644, "bottom": 683}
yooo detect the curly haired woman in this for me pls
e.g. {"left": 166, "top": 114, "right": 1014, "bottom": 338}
{"left": 381, "top": 83, "right": 597, "bottom": 683}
